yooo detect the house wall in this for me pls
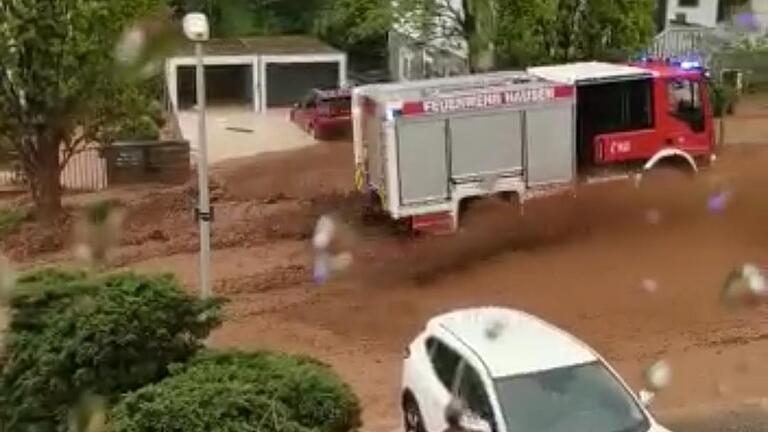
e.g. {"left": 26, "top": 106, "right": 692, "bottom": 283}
{"left": 750, "top": 0, "right": 768, "bottom": 30}
{"left": 666, "top": 0, "right": 720, "bottom": 27}
{"left": 388, "top": 31, "right": 468, "bottom": 81}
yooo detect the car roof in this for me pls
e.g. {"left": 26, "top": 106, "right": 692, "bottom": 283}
{"left": 428, "top": 307, "right": 597, "bottom": 378}
{"left": 528, "top": 61, "right": 651, "bottom": 84}
{"left": 313, "top": 87, "right": 352, "bottom": 99}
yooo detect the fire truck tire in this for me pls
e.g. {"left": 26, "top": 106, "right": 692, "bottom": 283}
{"left": 639, "top": 164, "right": 695, "bottom": 189}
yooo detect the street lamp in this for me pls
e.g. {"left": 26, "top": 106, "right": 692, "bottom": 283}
{"left": 182, "top": 12, "right": 212, "bottom": 299}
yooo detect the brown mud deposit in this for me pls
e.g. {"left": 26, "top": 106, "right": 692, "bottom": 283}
{"left": 2, "top": 138, "right": 768, "bottom": 431}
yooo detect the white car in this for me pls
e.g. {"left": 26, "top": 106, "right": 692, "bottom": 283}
{"left": 402, "top": 307, "right": 672, "bottom": 432}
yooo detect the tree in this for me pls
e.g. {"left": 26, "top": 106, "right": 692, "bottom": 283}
{"left": 0, "top": 0, "right": 166, "bottom": 219}
{"left": 390, "top": 0, "right": 497, "bottom": 71}
{"left": 494, "top": 0, "right": 655, "bottom": 68}
{"left": 314, "top": 0, "right": 391, "bottom": 59}
{"left": 172, "top": 0, "right": 325, "bottom": 38}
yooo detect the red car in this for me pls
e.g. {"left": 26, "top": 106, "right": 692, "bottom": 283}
{"left": 290, "top": 88, "right": 352, "bottom": 140}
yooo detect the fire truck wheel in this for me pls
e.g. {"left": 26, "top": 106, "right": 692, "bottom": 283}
{"left": 639, "top": 164, "right": 694, "bottom": 189}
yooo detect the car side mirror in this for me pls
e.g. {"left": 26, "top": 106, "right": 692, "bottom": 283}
{"left": 461, "top": 413, "right": 492, "bottom": 432}
{"left": 638, "top": 389, "right": 656, "bottom": 408}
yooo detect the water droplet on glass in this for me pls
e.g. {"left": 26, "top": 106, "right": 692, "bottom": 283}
{"left": 74, "top": 201, "right": 124, "bottom": 267}
{"left": 114, "top": 27, "right": 146, "bottom": 67}
{"left": 645, "top": 209, "right": 662, "bottom": 225}
{"left": 313, "top": 215, "right": 336, "bottom": 251}
{"left": 0, "top": 255, "right": 17, "bottom": 303}
{"left": 641, "top": 278, "right": 659, "bottom": 293}
{"left": 485, "top": 319, "right": 506, "bottom": 340}
{"left": 721, "top": 263, "right": 767, "bottom": 309}
{"left": 707, "top": 191, "right": 731, "bottom": 213}
{"left": 645, "top": 359, "right": 672, "bottom": 391}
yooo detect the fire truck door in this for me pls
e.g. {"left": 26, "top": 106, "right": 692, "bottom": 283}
{"left": 396, "top": 119, "right": 450, "bottom": 205}
{"left": 664, "top": 77, "right": 709, "bottom": 149}
{"left": 526, "top": 107, "right": 575, "bottom": 186}
{"left": 448, "top": 111, "right": 524, "bottom": 181}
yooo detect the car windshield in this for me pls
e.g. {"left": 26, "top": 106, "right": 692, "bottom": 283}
{"left": 493, "top": 362, "right": 649, "bottom": 432}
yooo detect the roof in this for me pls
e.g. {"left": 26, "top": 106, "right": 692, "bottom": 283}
{"left": 429, "top": 307, "right": 597, "bottom": 378}
{"left": 528, "top": 62, "right": 651, "bottom": 84}
{"left": 174, "top": 35, "right": 342, "bottom": 57}
{"left": 314, "top": 87, "right": 352, "bottom": 99}
{"left": 356, "top": 71, "right": 556, "bottom": 104}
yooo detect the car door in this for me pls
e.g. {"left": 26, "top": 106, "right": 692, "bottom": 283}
{"left": 421, "top": 337, "right": 462, "bottom": 432}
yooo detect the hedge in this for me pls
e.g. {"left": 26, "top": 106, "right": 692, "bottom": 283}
{"left": 111, "top": 351, "right": 362, "bottom": 432}
{"left": 0, "top": 268, "right": 223, "bottom": 432}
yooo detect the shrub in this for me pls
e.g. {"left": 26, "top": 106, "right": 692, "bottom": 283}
{"left": 0, "top": 207, "right": 27, "bottom": 235}
{"left": 708, "top": 80, "right": 738, "bottom": 118}
{"left": 0, "top": 268, "right": 223, "bottom": 432}
{"left": 111, "top": 351, "right": 362, "bottom": 432}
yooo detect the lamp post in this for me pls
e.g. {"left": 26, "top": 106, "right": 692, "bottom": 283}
{"left": 182, "top": 13, "right": 212, "bottom": 299}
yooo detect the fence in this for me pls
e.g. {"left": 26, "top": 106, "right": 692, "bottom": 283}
{"left": 650, "top": 27, "right": 712, "bottom": 63}
{"left": 0, "top": 146, "right": 108, "bottom": 192}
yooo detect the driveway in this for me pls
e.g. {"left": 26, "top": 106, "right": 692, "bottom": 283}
{"left": 178, "top": 107, "right": 316, "bottom": 165}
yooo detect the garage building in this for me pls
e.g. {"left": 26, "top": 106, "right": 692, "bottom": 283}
{"left": 166, "top": 36, "right": 347, "bottom": 113}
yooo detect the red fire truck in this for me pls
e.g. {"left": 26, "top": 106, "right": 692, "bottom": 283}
{"left": 352, "top": 61, "right": 715, "bottom": 233}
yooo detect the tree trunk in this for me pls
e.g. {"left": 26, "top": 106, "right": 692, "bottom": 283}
{"left": 24, "top": 133, "right": 62, "bottom": 220}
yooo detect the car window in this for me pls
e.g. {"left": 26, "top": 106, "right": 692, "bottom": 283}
{"left": 301, "top": 94, "right": 317, "bottom": 109}
{"left": 456, "top": 361, "right": 495, "bottom": 427}
{"left": 426, "top": 337, "right": 462, "bottom": 391}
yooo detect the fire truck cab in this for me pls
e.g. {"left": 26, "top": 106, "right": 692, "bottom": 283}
{"left": 352, "top": 61, "right": 714, "bottom": 233}
{"left": 529, "top": 60, "right": 714, "bottom": 177}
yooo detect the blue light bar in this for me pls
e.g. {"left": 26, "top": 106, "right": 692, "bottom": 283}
{"left": 680, "top": 61, "right": 701, "bottom": 70}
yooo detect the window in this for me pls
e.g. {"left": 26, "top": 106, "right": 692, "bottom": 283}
{"left": 678, "top": 0, "right": 698, "bottom": 7}
{"left": 426, "top": 338, "right": 462, "bottom": 390}
{"left": 493, "top": 362, "right": 648, "bottom": 432}
{"left": 400, "top": 48, "right": 415, "bottom": 81}
{"left": 456, "top": 362, "right": 495, "bottom": 428}
{"left": 576, "top": 78, "right": 654, "bottom": 165}
{"left": 667, "top": 78, "right": 705, "bottom": 132}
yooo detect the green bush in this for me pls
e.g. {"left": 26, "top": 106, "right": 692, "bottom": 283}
{"left": 0, "top": 269, "right": 223, "bottom": 432}
{"left": 111, "top": 351, "right": 362, "bottom": 432}
{"left": 708, "top": 80, "right": 738, "bottom": 118}
{"left": 0, "top": 207, "right": 27, "bottom": 235}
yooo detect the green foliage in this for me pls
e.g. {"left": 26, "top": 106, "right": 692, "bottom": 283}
{"left": 111, "top": 351, "right": 362, "bottom": 432}
{"left": 314, "top": 0, "right": 391, "bottom": 57}
{"left": 0, "top": 207, "right": 27, "bottom": 236}
{"left": 173, "top": 0, "right": 325, "bottom": 37}
{"left": 708, "top": 80, "right": 738, "bottom": 118}
{"left": 494, "top": 0, "right": 656, "bottom": 67}
{"left": 0, "top": 269, "right": 223, "bottom": 432}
